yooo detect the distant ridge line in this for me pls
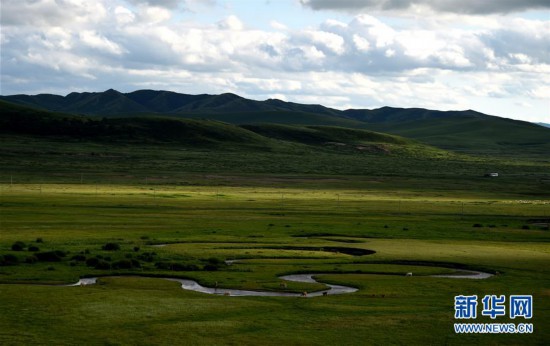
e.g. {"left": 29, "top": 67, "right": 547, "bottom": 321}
{"left": 0, "top": 89, "right": 493, "bottom": 123}
{"left": 1, "top": 93, "right": 548, "bottom": 157}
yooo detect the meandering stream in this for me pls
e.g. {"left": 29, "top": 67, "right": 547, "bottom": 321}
{"left": 67, "top": 274, "right": 357, "bottom": 297}
{"left": 168, "top": 274, "right": 357, "bottom": 297}
{"left": 430, "top": 270, "right": 493, "bottom": 279}
{"left": 65, "top": 269, "right": 492, "bottom": 297}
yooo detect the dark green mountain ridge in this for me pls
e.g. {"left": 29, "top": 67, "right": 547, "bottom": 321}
{"left": 0, "top": 89, "right": 483, "bottom": 121}
{"left": 0, "top": 99, "right": 439, "bottom": 158}
{"left": 0, "top": 89, "right": 341, "bottom": 117}
{"left": 2, "top": 99, "right": 549, "bottom": 188}
{"left": 1, "top": 89, "right": 548, "bottom": 157}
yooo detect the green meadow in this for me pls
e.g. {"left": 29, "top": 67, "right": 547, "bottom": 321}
{"left": 1, "top": 101, "right": 549, "bottom": 344}
{"left": 1, "top": 181, "right": 549, "bottom": 345}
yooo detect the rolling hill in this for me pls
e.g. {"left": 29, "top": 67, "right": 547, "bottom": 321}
{"left": 1, "top": 89, "right": 549, "bottom": 157}
{"left": 363, "top": 114, "right": 550, "bottom": 156}
{"left": 2, "top": 99, "right": 549, "bottom": 191}
{"left": 343, "top": 106, "right": 488, "bottom": 123}
{"left": 0, "top": 99, "right": 441, "bottom": 157}
{"left": 0, "top": 100, "right": 272, "bottom": 148}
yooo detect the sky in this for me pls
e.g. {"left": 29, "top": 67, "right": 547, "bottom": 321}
{"left": 1, "top": 0, "right": 549, "bottom": 122}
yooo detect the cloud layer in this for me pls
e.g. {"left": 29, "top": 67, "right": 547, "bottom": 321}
{"left": 300, "top": 0, "right": 550, "bottom": 14}
{"left": 1, "top": 0, "right": 549, "bottom": 122}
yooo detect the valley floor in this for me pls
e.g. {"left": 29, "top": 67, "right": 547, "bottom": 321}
{"left": 1, "top": 183, "right": 549, "bottom": 345}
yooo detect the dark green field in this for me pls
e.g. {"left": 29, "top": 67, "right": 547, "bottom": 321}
{"left": 1, "top": 100, "right": 549, "bottom": 345}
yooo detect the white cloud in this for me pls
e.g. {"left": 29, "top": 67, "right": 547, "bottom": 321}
{"left": 115, "top": 6, "right": 136, "bottom": 25}
{"left": 21, "top": 49, "right": 97, "bottom": 79}
{"left": 509, "top": 53, "right": 532, "bottom": 64}
{"left": 125, "top": 0, "right": 181, "bottom": 9}
{"left": 142, "top": 6, "right": 172, "bottom": 23}
{"left": 43, "top": 28, "right": 74, "bottom": 50}
{"left": 435, "top": 45, "right": 471, "bottom": 67}
{"left": 351, "top": 15, "right": 395, "bottom": 48}
{"left": 270, "top": 20, "right": 288, "bottom": 31}
{"left": 80, "top": 31, "right": 125, "bottom": 55}
{"left": 530, "top": 85, "right": 550, "bottom": 99}
{"left": 218, "top": 15, "right": 244, "bottom": 31}
{"left": 303, "top": 30, "right": 345, "bottom": 55}
{"left": 397, "top": 30, "right": 439, "bottom": 59}
{"left": 352, "top": 34, "right": 370, "bottom": 51}
{"left": 1, "top": 0, "right": 107, "bottom": 27}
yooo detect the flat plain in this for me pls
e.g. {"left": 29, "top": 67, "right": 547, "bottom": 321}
{"left": 1, "top": 178, "right": 549, "bottom": 345}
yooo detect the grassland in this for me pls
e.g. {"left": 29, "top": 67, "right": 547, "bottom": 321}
{"left": 1, "top": 100, "right": 549, "bottom": 344}
{"left": 1, "top": 182, "right": 549, "bottom": 345}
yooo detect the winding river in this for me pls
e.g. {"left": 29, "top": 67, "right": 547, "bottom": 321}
{"left": 430, "top": 270, "right": 493, "bottom": 279}
{"left": 66, "top": 269, "right": 492, "bottom": 297}
{"left": 67, "top": 274, "right": 357, "bottom": 297}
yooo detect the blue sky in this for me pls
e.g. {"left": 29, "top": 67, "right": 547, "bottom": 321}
{"left": 1, "top": 0, "right": 549, "bottom": 122}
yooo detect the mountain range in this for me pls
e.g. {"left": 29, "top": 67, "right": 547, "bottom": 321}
{"left": 1, "top": 89, "right": 342, "bottom": 117}
{"left": 1, "top": 89, "right": 549, "bottom": 156}
{"left": 2, "top": 89, "right": 496, "bottom": 123}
